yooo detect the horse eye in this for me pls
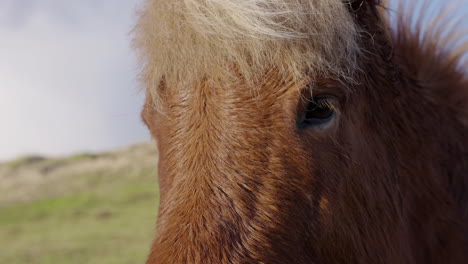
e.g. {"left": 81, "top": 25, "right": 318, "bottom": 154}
{"left": 298, "top": 95, "right": 337, "bottom": 129}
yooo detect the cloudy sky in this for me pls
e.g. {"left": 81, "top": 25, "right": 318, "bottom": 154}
{"left": 0, "top": 0, "right": 148, "bottom": 161}
{"left": 0, "top": 0, "right": 466, "bottom": 161}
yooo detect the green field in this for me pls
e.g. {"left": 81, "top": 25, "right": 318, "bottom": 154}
{"left": 0, "top": 143, "right": 159, "bottom": 264}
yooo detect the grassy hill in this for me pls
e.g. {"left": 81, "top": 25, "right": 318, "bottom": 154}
{"left": 0, "top": 143, "right": 159, "bottom": 264}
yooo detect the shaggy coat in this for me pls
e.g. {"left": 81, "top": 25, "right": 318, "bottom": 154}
{"left": 135, "top": 0, "right": 468, "bottom": 263}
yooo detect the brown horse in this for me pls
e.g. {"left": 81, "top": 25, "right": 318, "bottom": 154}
{"left": 134, "top": 0, "right": 468, "bottom": 263}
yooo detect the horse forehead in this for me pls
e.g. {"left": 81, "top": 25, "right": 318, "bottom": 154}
{"left": 135, "top": 0, "right": 360, "bottom": 107}
{"left": 163, "top": 73, "right": 307, "bottom": 112}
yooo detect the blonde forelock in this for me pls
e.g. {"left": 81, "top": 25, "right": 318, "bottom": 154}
{"left": 133, "top": 0, "right": 361, "bottom": 105}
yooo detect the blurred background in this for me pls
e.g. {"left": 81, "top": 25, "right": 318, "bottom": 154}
{"left": 0, "top": 0, "right": 466, "bottom": 263}
{"left": 0, "top": 1, "right": 158, "bottom": 263}
{"left": 0, "top": 0, "right": 148, "bottom": 161}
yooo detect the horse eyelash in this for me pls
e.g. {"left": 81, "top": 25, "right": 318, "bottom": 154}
{"left": 313, "top": 97, "right": 337, "bottom": 111}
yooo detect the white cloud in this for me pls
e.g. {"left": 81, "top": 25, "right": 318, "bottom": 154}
{"left": 0, "top": 0, "right": 149, "bottom": 161}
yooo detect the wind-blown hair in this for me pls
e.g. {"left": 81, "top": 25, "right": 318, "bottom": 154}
{"left": 390, "top": 0, "right": 468, "bottom": 75}
{"left": 133, "top": 0, "right": 360, "bottom": 103}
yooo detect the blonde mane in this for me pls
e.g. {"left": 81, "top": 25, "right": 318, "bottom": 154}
{"left": 133, "top": 0, "right": 360, "bottom": 102}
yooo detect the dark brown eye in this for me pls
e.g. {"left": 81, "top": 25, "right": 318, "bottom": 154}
{"left": 298, "top": 95, "right": 336, "bottom": 129}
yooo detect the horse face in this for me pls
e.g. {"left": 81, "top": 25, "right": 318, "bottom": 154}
{"left": 143, "top": 72, "right": 467, "bottom": 264}
{"left": 142, "top": 72, "right": 354, "bottom": 262}
{"left": 139, "top": 1, "right": 468, "bottom": 263}
{"left": 141, "top": 51, "right": 468, "bottom": 264}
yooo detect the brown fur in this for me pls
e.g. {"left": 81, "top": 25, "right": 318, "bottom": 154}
{"left": 138, "top": 0, "right": 468, "bottom": 263}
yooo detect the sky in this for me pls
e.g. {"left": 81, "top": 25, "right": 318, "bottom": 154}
{"left": 0, "top": 0, "right": 148, "bottom": 161}
{"left": 0, "top": 0, "right": 466, "bottom": 161}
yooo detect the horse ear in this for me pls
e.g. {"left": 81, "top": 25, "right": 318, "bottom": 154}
{"left": 344, "top": 0, "right": 389, "bottom": 34}
{"left": 346, "top": 0, "right": 383, "bottom": 11}
{"left": 345, "top": 0, "right": 385, "bottom": 21}
{"left": 344, "top": 0, "right": 395, "bottom": 66}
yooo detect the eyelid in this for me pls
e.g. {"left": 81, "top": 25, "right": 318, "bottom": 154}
{"left": 311, "top": 96, "right": 339, "bottom": 113}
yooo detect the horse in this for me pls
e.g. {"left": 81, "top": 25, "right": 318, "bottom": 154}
{"left": 133, "top": 0, "right": 468, "bottom": 263}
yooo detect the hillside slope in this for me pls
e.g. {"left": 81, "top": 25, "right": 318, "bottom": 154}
{"left": 0, "top": 142, "right": 160, "bottom": 264}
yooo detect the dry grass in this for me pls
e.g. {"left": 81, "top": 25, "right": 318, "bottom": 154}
{"left": 0, "top": 143, "right": 160, "bottom": 264}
